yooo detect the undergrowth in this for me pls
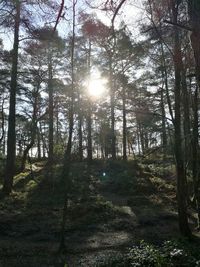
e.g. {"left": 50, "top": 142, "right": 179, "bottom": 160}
{"left": 99, "top": 239, "right": 200, "bottom": 267}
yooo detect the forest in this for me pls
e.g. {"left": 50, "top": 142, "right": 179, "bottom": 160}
{"left": 0, "top": 0, "right": 200, "bottom": 266}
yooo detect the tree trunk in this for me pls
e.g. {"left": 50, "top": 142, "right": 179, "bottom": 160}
{"left": 20, "top": 90, "right": 39, "bottom": 171}
{"left": 59, "top": 0, "right": 76, "bottom": 251}
{"left": 77, "top": 90, "right": 83, "bottom": 161}
{"left": 192, "top": 83, "right": 200, "bottom": 227}
{"left": 40, "top": 122, "right": 46, "bottom": 158}
{"left": 138, "top": 122, "right": 145, "bottom": 154}
{"left": 172, "top": 1, "right": 191, "bottom": 237}
{"left": 160, "top": 41, "right": 174, "bottom": 123}
{"left": 109, "top": 57, "right": 116, "bottom": 159}
{"left": 180, "top": 58, "right": 191, "bottom": 173}
{"left": 188, "top": 0, "right": 200, "bottom": 228}
{"left": 87, "top": 100, "right": 92, "bottom": 163}
{"left": 122, "top": 86, "right": 127, "bottom": 160}
{"left": 55, "top": 100, "right": 59, "bottom": 146}
{"left": 87, "top": 41, "right": 92, "bottom": 163}
{"left": 48, "top": 46, "right": 54, "bottom": 164}
{"left": 0, "top": 98, "right": 5, "bottom": 147}
{"left": 160, "top": 86, "right": 167, "bottom": 157}
{"left": 37, "top": 126, "right": 41, "bottom": 160}
{"left": 3, "top": 0, "right": 20, "bottom": 194}
{"left": 136, "top": 123, "right": 141, "bottom": 155}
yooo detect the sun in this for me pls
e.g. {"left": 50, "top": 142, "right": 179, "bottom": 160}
{"left": 88, "top": 78, "right": 107, "bottom": 97}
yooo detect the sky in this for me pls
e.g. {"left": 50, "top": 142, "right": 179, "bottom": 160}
{"left": 0, "top": 0, "right": 145, "bottom": 51}
{"left": 96, "top": 1, "right": 144, "bottom": 30}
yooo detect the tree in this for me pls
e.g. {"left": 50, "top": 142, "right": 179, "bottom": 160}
{"left": 3, "top": 0, "right": 20, "bottom": 194}
{"left": 0, "top": 46, "right": 11, "bottom": 155}
{"left": 2, "top": 0, "right": 56, "bottom": 194}
{"left": 82, "top": 16, "right": 117, "bottom": 159}
{"left": 188, "top": 0, "right": 200, "bottom": 228}
{"left": 145, "top": 0, "right": 191, "bottom": 236}
{"left": 18, "top": 50, "right": 46, "bottom": 171}
{"left": 33, "top": 27, "right": 65, "bottom": 164}
{"left": 59, "top": 0, "right": 77, "bottom": 251}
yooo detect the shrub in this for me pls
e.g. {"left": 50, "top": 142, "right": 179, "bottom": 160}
{"left": 99, "top": 240, "right": 200, "bottom": 267}
{"left": 128, "top": 240, "right": 200, "bottom": 267}
{"left": 127, "top": 241, "right": 167, "bottom": 267}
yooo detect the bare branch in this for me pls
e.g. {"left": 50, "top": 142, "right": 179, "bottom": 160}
{"left": 53, "top": 0, "right": 65, "bottom": 32}
{"left": 111, "top": 0, "right": 126, "bottom": 27}
{"left": 163, "top": 20, "right": 193, "bottom": 32}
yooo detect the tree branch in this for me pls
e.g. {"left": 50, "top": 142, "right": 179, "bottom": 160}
{"left": 147, "top": 0, "right": 173, "bottom": 56}
{"left": 111, "top": 0, "right": 126, "bottom": 27}
{"left": 163, "top": 20, "right": 193, "bottom": 32}
{"left": 53, "top": 0, "right": 65, "bottom": 32}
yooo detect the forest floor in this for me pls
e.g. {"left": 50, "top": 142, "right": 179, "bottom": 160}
{"left": 0, "top": 159, "right": 199, "bottom": 266}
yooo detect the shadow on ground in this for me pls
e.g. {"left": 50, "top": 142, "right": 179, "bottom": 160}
{"left": 0, "top": 160, "right": 198, "bottom": 266}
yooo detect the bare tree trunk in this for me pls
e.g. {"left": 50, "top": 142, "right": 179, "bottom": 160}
{"left": 160, "top": 41, "right": 174, "bottom": 123}
{"left": 55, "top": 100, "right": 59, "bottom": 146}
{"left": 172, "top": 1, "right": 191, "bottom": 237}
{"left": 87, "top": 41, "right": 92, "bottom": 163}
{"left": 192, "top": 83, "right": 200, "bottom": 227}
{"left": 138, "top": 122, "right": 145, "bottom": 154}
{"left": 122, "top": 86, "right": 127, "bottom": 160}
{"left": 59, "top": 0, "right": 76, "bottom": 251}
{"left": 3, "top": 0, "right": 20, "bottom": 194}
{"left": 20, "top": 90, "right": 39, "bottom": 171}
{"left": 37, "top": 126, "right": 41, "bottom": 160}
{"left": 109, "top": 57, "right": 116, "bottom": 159}
{"left": 87, "top": 100, "right": 92, "bottom": 163}
{"left": 160, "top": 85, "right": 167, "bottom": 157}
{"left": 48, "top": 46, "right": 54, "bottom": 164}
{"left": 180, "top": 59, "right": 191, "bottom": 174}
{"left": 136, "top": 123, "right": 141, "bottom": 155}
{"left": 40, "top": 122, "right": 46, "bottom": 158}
{"left": 160, "top": 42, "right": 169, "bottom": 155}
{"left": 0, "top": 98, "right": 5, "bottom": 148}
{"left": 77, "top": 90, "right": 83, "bottom": 161}
{"left": 188, "top": 0, "right": 200, "bottom": 229}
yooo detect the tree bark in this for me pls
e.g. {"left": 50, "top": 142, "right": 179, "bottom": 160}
{"left": 87, "top": 41, "right": 92, "bottom": 163}
{"left": 55, "top": 99, "right": 60, "bottom": 146}
{"left": 48, "top": 45, "right": 54, "bottom": 164}
{"left": 0, "top": 98, "right": 5, "bottom": 147}
{"left": 182, "top": 66, "right": 191, "bottom": 169}
{"left": 188, "top": 0, "right": 200, "bottom": 228}
{"left": 192, "top": 83, "right": 200, "bottom": 227}
{"left": 122, "top": 85, "right": 127, "bottom": 160}
{"left": 59, "top": 0, "right": 76, "bottom": 251}
{"left": 78, "top": 91, "right": 83, "bottom": 161}
{"left": 109, "top": 57, "right": 116, "bottom": 159}
{"left": 172, "top": 1, "right": 191, "bottom": 237}
{"left": 160, "top": 40, "right": 174, "bottom": 124}
{"left": 20, "top": 89, "right": 39, "bottom": 171}
{"left": 3, "top": 0, "right": 20, "bottom": 194}
{"left": 160, "top": 86, "right": 167, "bottom": 156}
{"left": 37, "top": 126, "right": 41, "bottom": 160}
{"left": 87, "top": 100, "right": 92, "bottom": 163}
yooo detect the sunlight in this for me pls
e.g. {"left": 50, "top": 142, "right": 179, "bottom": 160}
{"left": 88, "top": 78, "right": 107, "bottom": 97}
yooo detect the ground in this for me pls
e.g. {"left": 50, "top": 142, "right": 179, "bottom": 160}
{"left": 0, "top": 159, "right": 198, "bottom": 266}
